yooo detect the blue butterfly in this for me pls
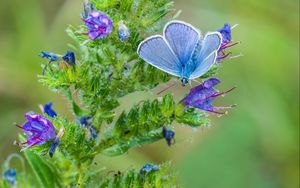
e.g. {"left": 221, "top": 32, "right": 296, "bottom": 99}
{"left": 137, "top": 20, "right": 222, "bottom": 86}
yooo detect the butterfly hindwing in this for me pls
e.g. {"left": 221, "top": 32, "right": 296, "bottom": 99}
{"left": 190, "top": 32, "right": 222, "bottom": 79}
{"left": 199, "top": 32, "right": 222, "bottom": 58}
{"left": 190, "top": 52, "right": 217, "bottom": 79}
{"left": 137, "top": 36, "right": 181, "bottom": 77}
{"left": 164, "top": 21, "right": 201, "bottom": 64}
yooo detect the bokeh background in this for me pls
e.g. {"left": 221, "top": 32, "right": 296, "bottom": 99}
{"left": 0, "top": 0, "right": 299, "bottom": 187}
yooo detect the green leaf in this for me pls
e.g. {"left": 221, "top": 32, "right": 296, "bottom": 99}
{"left": 24, "top": 150, "right": 63, "bottom": 188}
{"left": 175, "top": 105, "right": 210, "bottom": 127}
{"left": 101, "top": 129, "right": 163, "bottom": 156}
{"left": 61, "top": 87, "right": 88, "bottom": 117}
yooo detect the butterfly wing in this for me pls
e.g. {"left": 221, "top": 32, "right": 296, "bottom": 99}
{"left": 137, "top": 35, "right": 181, "bottom": 77}
{"left": 190, "top": 32, "right": 222, "bottom": 79}
{"left": 164, "top": 21, "right": 201, "bottom": 64}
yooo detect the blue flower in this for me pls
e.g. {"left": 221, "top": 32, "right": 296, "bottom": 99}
{"left": 76, "top": 116, "right": 92, "bottom": 127}
{"left": 39, "top": 51, "right": 62, "bottom": 62}
{"left": 118, "top": 21, "right": 130, "bottom": 41}
{"left": 62, "top": 51, "right": 76, "bottom": 65}
{"left": 139, "top": 164, "right": 159, "bottom": 175}
{"left": 162, "top": 127, "right": 175, "bottom": 146}
{"left": 17, "top": 112, "right": 56, "bottom": 151}
{"left": 49, "top": 127, "right": 64, "bottom": 158}
{"left": 180, "top": 78, "right": 236, "bottom": 115}
{"left": 43, "top": 101, "right": 57, "bottom": 118}
{"left": 76, "top": 116, "right": 97, "bottom": 139}
{"left": 88, "top": 126, "right": 97, "bottom": 140}
{"left": 3, "top": 168, "right": 16, "bottom": 185}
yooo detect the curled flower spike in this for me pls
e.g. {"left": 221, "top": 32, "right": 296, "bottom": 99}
{"left": 62, "top": 51, "right": 76, "bottom": 65}
{"left": 180, "top": 78, "right": 236, "bottom": 115}
{"left": 76, "top": 116, "right": 98, "bottom": 139}
{"left": 83, "top": 10, "right": 113, "bottom": 40}
{"left": 118, "top": 21, "right": 130, "bottom": 41}
{"left": 39, "top": 51, "right": 62, "bottom": 62}
{"left": 217, "top": 23, "right": 240, "bottom": 61}
{"left": 162, "top": 126, "right": 175, "bottom": 146}
{"left": 3, "top": 168, "right": 16, "bottom": 186}
{"left": 41, "top": 101, "right": 57, "bottom": 118}
{"left": 16, "top": 112, "right": 56, "bottom": 151}
{"left": 39, "top": 51, "right": 76, "bottom": 74}
{"left": 49, "top": 127, "right": 64, "bottom": 158}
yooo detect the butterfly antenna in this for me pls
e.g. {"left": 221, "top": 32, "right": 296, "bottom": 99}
{"left": 157, "top": 82, "right": 177, "bottom": 95}
{"left": 228, "top": 53, "right": 243, "bottom": 60}
{"left": 192, "top": 79, "right": 201, "bottom": 84}
{"left": 231, "top": 24, "right": 239, "bottom": 30}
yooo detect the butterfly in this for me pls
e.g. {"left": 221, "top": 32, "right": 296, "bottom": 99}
{"left": 137, "top": 20, "right": 222, "bottom": 86}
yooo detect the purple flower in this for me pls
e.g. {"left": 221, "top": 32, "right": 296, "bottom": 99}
{"left": 3, "top": 168, "right": 16, "bottom": 185}
{"left": 218, "top": 23, "right": 232, "bottom": 44}
{"left": 118, "top": 21, "right": 130, "bottom": 41}
{"left": 180, "top": 78, "right": 236, "bottom": 115}
{"left": 83, "top": 11, "right": 113, "bottom": 40}
{"left": 162, "top": 127, "right": 175, "bottom": 146}
{"left": 17, "top": 112, "right": 56, "bottom": 151}
{"left": 217, "top": 23, "right": 240, "bottom": 61}
{"left": 62, "top": 51, "right": 76, "bottom": 65}
{"left": 43, "top": 102, "right": 57, "bottom": 118}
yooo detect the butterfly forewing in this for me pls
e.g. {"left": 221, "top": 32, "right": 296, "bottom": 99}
{"left": 137, "top": 36, "right": 181, "bottom": 77}
{"left": 164, "top": 21, "right": 201, "bottom": 64}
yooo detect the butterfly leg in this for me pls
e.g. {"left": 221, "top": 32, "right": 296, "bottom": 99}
{"left": 157, "top": 82, "right": 177, "bottom": 95}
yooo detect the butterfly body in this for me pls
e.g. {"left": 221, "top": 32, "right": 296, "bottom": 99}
{"left": 137, "top": 21, "right": 222, "bottom": 86}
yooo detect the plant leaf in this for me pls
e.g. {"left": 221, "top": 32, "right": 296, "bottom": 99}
{"left": 24, "top": 150, "right": 63, "bottom": 188}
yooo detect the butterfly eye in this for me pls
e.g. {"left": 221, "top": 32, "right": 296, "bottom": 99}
{"left": 181, "top": 78, "right": 189, "bottom": 86}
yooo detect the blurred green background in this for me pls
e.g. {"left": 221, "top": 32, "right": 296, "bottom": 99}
{"left": 0, "top": 0, "right": 299, "bottom": 187}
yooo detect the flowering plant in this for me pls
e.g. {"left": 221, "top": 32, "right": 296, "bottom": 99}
{"left": 1, "top": 0, "right": 239, "bottom": 187}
